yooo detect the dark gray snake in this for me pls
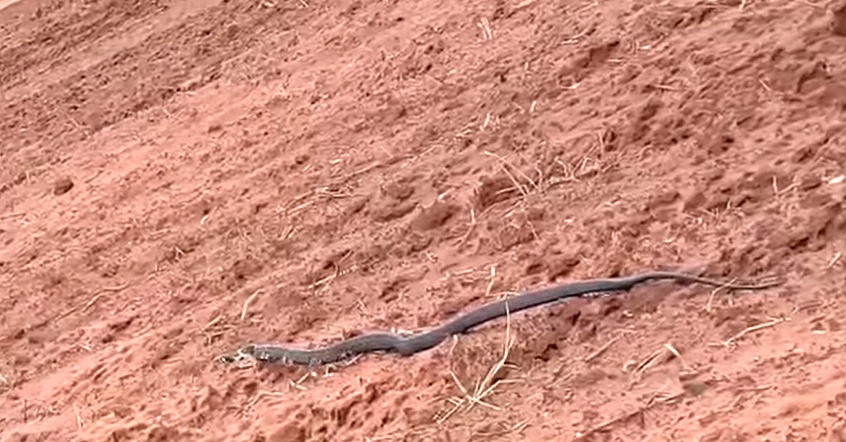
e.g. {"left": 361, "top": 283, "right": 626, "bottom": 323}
{"left": 218, "top": 271, "right": 780, "bottom": 367}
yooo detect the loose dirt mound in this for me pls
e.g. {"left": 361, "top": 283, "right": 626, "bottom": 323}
{"left": 1, "top": 0, "right": 845, "bottom": 441}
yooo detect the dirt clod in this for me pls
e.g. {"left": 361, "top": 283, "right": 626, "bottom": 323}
{"left": 52, "top": 176, "right": 74, "bottom": 195}
{"left": 410, "top": 201, "right": 459, "bottom": 231}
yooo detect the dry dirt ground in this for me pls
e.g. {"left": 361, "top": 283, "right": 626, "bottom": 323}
{"left": 2, "top": 0, "right": 846, "bottom": 441}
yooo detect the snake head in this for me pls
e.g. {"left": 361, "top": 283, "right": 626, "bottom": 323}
{"left": 236, "top": 344, "right": 257, "bottom": 357}
{"left": 215, "top": 344, "right": 258, "bottom": 366}
{"left": 215, "top": 351, "right": 242, "bottom": 364}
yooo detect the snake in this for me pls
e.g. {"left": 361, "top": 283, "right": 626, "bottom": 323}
{"left": 218, "top": 271, "right": 781, "bottom": 367}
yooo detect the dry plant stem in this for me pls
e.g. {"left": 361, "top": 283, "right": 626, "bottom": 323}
{"left": 241, "top": 289, "right": 264, "bottom": 321}
{"left": 83, "top": 283, "right": 131, "bottom": 311}
{"left": 828, "top": 252, "right": 841, "bottom": 268}
{"left": 482, "top": 150, "right": 540, "bottom": 193}
{"left": 664, "top": 343, "right": 688, "bottom": 371}
{"left": 499, "top": 163, "right": 529, "bottom": 199}
{"left": 437, "top": 302, "right": 515, "bottom": 424}
{"left": 289, "top": 372, "right": 311, "bottom": 391}
{"left": 53, "top": 282, "right": 131, "bottom": 322}
{"left": 74, "top": 404, "right": 84, "bottom": 429}
{"left": 584, "top": 335, "right": 621, "bottom": 362}
{"left": 203, "top": 315, "right": 223, "bottom": 331}
{"left": 717, "top": 317, "right": 787, "bottom": 347}
{"left": 485, "top": 265, "right": 497, "bottom": 298}
{"left": 635, "top": 347, "right": 666, "bottom": 374}
{"left": 456, "top": 207, "right": 477, "bottom": 247}
{"left": 482, "top": 151, "right": 531, "bottom": 198}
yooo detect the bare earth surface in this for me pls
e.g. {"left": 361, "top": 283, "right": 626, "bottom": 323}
{"left": 2, "top": 0, "right": 846, "bottom": 441}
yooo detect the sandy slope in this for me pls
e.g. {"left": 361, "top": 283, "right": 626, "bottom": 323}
{"left": 1, "top": 0, "right": 846, "bottom": 441}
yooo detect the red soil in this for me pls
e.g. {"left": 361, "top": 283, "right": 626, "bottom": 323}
{"left": 1, "top": 0, "right": 846, "bottom": 440}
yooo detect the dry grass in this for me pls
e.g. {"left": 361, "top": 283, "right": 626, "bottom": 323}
{"left": 436, "top": 302, "right": 519, "bottom": 425}
{"left": 455, "top": 206, "right": 477, "bottom": 247}
{"left": 483, "top": 150, "right": 541, "bottom": 197}
{"left": 827, "top": 252, "right": 841, "bottom": 268}
{"left": 583, "top": 335, "right": 621, "bottom": 362}
{"left": 712, "top": 316, "right": 789, "bottom": 348}
{"left": 52, "top": 282, "right": 132, "bottom": 323}
{"left": 240, "top": 289, "right": 264, "bottom": 321}
{"left": 624, "top": 340, "right": 689, "bottom": 377}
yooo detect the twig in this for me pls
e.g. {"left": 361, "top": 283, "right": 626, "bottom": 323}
{"left": 634, "top": 347, "right": 666, "bottom": 374}
{"left": 828, "top": 252, "right": 841, "bottom": 268}
{"left": 483, "top": 150, "right": 541, "bottom": 193}
{"left": 241, "top": 289, "right": 264, "bottom": 321}
{"left": 74, "top": 404, "right": 84, "bottom": 429}
{"left": 498, "top": 163, "right": 529, "bottom": 199}
{"left": 289, "top": 372, "right": 313, "bottom": 391}
{"left": 584, "top": 336, "right": 620, "bottom": 362}
{"left": 54, "top": 283, "right": 132, "bottom": 322}
{"left": 456, "top": 207, "right": 477, "bottom": 247}
{"left": 477, "top": 17, "right": 493, "bottom": 41}
{"left": 203, "top": 315, "right": 223, "bottom": 331}
{"left": 86, "top": 283, "right": 131, "bottom": 311}
{"left": 715, "top": 317, "right": 787, "bottom": 347}
{"left": 736, "top": 385, "right": 772, "bottom": 393}
{"left": 663, "top": 342, "right": 688, "bottom": 370}
{"left": 485, "top": 265, "right": 497, "bottom": 298}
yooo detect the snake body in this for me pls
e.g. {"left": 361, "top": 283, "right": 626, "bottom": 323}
{"left": 222, "top": 271, "right": 780, "bottom": 367}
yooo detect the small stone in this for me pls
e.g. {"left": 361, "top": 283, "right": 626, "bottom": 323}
{"left": 683, "top": 380, "right": 709, "bottom": 396}
{"left": 267, "top": 422, "right": 306, "bottom": 442}
{"left": 799, "top": 174, "right": 823, "bottom": 191}
{"left": 53, "top": 176, "right": 74, "bottom": 195}
{"left": 682, "top": 190, "right": 708, "bottom": 212}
